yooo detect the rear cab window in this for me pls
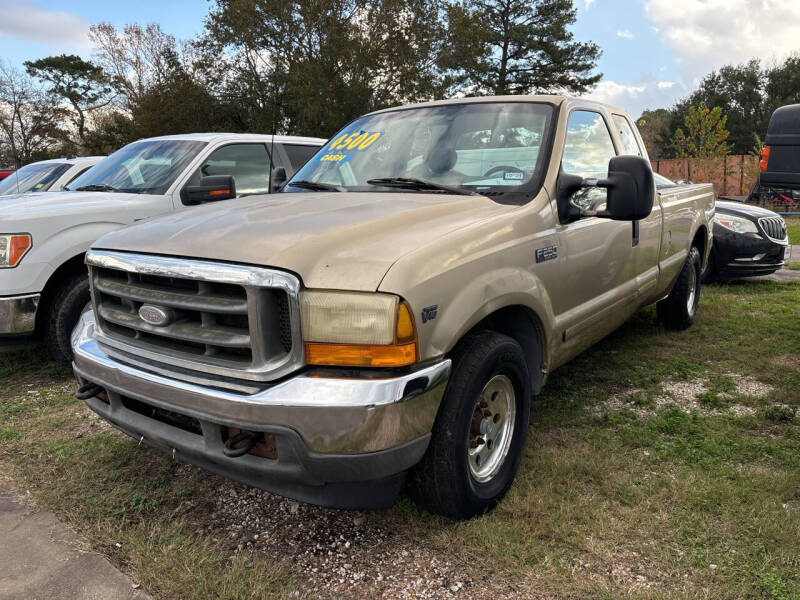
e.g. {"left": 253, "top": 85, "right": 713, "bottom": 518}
{"left": 282, "top": 144, "right": 319, "bottom": 172}
{"left": 612, "top": 114, "right": 643, "bottom": 157}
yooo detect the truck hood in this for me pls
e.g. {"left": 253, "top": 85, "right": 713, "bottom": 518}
{"left": 93, "top": 191, "right": 510, "bottom": 291}
{"left": 0, "top": 190, "right": 162, "bottom": 221}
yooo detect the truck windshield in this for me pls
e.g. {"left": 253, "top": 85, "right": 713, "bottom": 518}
{"left": 66, "top": 140, "right": 206, "bottom": 194}
{"left": 0, "top": 162, "right": 70, "bottom": 195}
{"left": 286, "top": 102, "right": 554, "bottom": 198}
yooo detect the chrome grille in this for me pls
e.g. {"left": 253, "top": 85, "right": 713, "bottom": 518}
{"left": 758, "top": 216, "right": 788, "bottom": 242}
{"left": 86, "top": 251, "right": 303, "bottom": 386}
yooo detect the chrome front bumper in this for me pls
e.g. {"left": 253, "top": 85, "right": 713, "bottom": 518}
{"left": 0, "top": 293, "right": 39, "bottom": 335}
{"left": 73, "top": 304, "right": 449, "bottom": 460}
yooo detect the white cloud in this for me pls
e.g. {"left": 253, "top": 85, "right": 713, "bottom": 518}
{"left": 582, "top": 80, "right": 685, "bottom": 117}
{"left": 0, "top": 1, "right": 90, "bottom": 49}
{"left": 645, "top": 0, "right": 800, "bottom": 79}
{"left": 657, "top": 81, "right": 675, "bottom": 89}
{"left": 616, "top": 29, "right": 635, "bottom": 40}
{"left": 585, "top": 0, "right": 596, "bottom": 8}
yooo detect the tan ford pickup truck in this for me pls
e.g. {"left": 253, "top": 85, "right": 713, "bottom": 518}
{"left": 72, "top": 96, "right": 714, "bottom": 519}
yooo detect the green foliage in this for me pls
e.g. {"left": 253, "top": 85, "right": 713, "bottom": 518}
{"left": 443, "top": 0, "right": 601, "bottom": 96}
{"left": 203, "top": 0, "right": 451, "bottom": 137}
{"left": 652, "top": 52, "right": 800, "bottom": 156}
{"left": 673, "top": 103, "right": 730, "bottom": 158}
{"left": 636, "top": 108, "right": 671, "bottom": 159}
{"left": 24, "top": 54, "right": 113, "bottom": 147}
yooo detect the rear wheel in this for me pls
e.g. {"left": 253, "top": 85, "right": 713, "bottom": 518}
{"left": 700, "top": 247, "right": 717, "bottom": 284}
{"left": 657, "top": 246, "right": 702, "bottom": 330}
{"left": 409, "top": 331, "right": 531, "bottom": 519}
{"left": 47, "top": 274, "right": 91, "bottom": 365}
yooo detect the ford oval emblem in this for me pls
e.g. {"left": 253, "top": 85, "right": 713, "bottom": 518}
{"left": 138, "top": 304, "right": 172, "bottom": 327}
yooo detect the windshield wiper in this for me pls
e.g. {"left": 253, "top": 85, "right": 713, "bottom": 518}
{"left": 366, "top": 177, "right": 476, "bottom": 196}
{"left": 73, "top": 184, "right": 120, "bottom": 192}
{"left": 287, "top": 180, "right": 345, "bottom": 192}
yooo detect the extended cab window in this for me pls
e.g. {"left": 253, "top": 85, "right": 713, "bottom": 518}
{"left": 283, "top": 144, "right": 318, "bottom": 171}
{"left": 612, "top": 114, "right": 643, "bottom": 156}
{"left": 562, "top": 110, "right": 617, "bottom": 211}
{"left": 188, "top": 144, "right": 271, "bottom": 199}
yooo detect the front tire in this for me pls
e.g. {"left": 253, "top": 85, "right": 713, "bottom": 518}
{"left": 409, "top": 331, "right": 531, "bottom": 519}
{"left": 657, "top": 246, "right": 702, "bottom": 330}
{"left": 47, "top": 273, "right": 91, "bottom": 365}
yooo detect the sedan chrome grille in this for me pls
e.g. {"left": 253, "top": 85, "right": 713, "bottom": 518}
{"left": 758, "top": 216, "right": 788, "bottom": 242}
{"left": 86, "top": 250, "right": 303, "bottom": 386}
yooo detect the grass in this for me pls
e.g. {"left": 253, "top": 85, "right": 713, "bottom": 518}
{"left": 0, "top": 350, "right": 295, "bottom": 599}
{"left": 786, "top": 215, "right": 800, "bottom": 245}
{"left": 2, "top": 278, "right": 800, "bottom": 598}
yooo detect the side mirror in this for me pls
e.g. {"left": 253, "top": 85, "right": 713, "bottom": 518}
{"left": 271, "top": 166, "right": 287, "bottom": 192}
{"left": 557, "top": 156, "right": 654, "bottom": 222}
{"left": 184, "top": 175, "right": 236, "bottom": 205}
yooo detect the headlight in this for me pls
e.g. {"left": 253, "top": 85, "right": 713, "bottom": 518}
{"left": 715, "top": 214, "right": 758, "bottom": 234}
{"left": 300, "top": 291, "right": 417, "bottom": 367}
{"left": 0, "top": 234, "right": 32, "bottom": 268}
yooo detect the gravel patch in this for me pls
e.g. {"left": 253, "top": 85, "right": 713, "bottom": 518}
{"left": 592, "top": 373, "right": 774, "bottom": 419}
{"left": 725, "top": 373, "right": 773, "bottom": 399}
{"left": 194, "top": 475, "right": 540, "bottom": 599}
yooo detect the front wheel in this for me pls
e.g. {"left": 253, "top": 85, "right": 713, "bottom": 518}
{"left": 47, "top": 274, "right": 91, "bottom": 365}
{"left": 657, "top": 246, "right": 702, "bottom": 330}
{"left": 409, "top": 331, "right": 531, "bottom": 519}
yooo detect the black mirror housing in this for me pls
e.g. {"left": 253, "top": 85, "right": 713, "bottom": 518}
{"left": 184, "top": 175, "right": 236, "bottom": 205}
{"left": 596, "top": 156, "right": 654, "bottom": 221}
{"left": 271, "top": 166, "right": 287, "bottom": 192}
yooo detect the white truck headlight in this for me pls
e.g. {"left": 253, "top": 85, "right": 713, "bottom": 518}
{"left": 300, "top": 291, "right": 417, "bottom": 367}
{"left": 715, "top": 215, "right": 758, "bottom": 234}
{"left": 0, "top": 234, "right": 32, "bottom": 268}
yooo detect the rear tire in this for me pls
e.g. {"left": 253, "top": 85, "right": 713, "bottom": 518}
{"left": 47, "top": 273, "right": 91, "bottom": 365}
{"left": 700, "top": 247, "right": 717, "bottom": 284}
{"left": 409, "top": 330, "right": 531, "bottom": 520}
{"left": 657, "top": 246, "right": 702, "bottom": 330}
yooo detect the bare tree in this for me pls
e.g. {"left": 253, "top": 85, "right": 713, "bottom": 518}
{"left": 89, "top": 23, "right": 179, "bottom": 109}
{"left": 0, "top": 62, "right": 64, "bottom": 167}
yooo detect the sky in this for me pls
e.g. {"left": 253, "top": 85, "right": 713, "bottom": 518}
{"left": 2, "top": 0, "right": 800, "bottom": 118}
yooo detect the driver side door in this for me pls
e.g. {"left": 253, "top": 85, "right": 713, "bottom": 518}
{"left": 551, "top": 109, "right": 639, "bottom": 357}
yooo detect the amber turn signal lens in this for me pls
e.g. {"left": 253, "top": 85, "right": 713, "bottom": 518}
{"left": 9, "top": 235, "right": 31, "bottom": 267}
{"left": 396, "top": 302, "right": 415, "bottom": 342}
{"left": 305, "top": 342, "right": 417, "bottom": 367}
{"left": 760, "top": 145, "right": 770, "bottom": 172}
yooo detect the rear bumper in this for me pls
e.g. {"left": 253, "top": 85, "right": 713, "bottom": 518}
{"left": 71, "top": 310, "right": 451, "bottom": 508}
{"left": 0, "top": 293, "right": 39, "bottom": 335}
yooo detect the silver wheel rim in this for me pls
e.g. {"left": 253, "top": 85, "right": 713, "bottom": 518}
{"left": 468, "top": 374, "right": 516, "bottom": 483}
{"left": 687, "top": 261, "right": 697, "bottom": 315}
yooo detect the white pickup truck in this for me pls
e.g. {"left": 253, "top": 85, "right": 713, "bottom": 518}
{"left": 0, "top": 133, "right": 324, "bottom": 362}
{"left": 0, "top": 156, "right": 105, "bottom": 196}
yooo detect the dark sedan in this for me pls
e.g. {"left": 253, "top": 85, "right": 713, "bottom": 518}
{"left": 703, "top": 200, "right": 792, "bottom": 281}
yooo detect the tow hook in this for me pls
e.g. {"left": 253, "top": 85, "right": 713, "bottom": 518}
{"left": 223, "top": 430, "right": 261, "bottom": 457}
{"left": 75, "top": 382, "right": 103, "bottom": 400}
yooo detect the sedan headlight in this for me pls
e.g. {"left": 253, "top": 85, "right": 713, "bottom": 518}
{"left": 0, "top": 234, "right": 32, "bottom": 268}
{"left": 715, "top": 214, "right": 758, "bottom": 234}
{"left": 300, "top": 291, "right": 417, "bottom": 367}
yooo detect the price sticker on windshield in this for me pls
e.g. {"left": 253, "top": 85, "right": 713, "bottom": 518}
{"left": 318, "top": 130, "right": 383, "bottom": 162}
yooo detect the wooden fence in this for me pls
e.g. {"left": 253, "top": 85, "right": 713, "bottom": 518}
{"left": 651, "top": 155, "right": 759, "bottom": 197}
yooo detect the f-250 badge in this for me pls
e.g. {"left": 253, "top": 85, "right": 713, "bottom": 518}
{"left": 535, "top": 245, "right": 558, "bottom": 263}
